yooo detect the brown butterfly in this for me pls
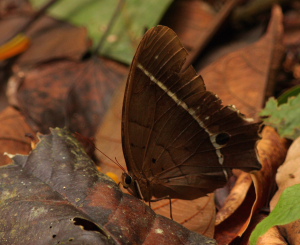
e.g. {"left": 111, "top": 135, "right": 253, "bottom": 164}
{"left": 121, "top": 25, "right": 261, "bottom": 202}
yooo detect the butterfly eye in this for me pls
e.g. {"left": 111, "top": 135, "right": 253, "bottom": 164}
{"left": 216, "top": 132, "right": 230, "bottom": 145}
{"left": 124, "top": 175, "right": 133, "bottom": 185}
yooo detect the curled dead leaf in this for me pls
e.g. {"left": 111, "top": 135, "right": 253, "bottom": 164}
{"left": 214, "top": 126, "right": 289, "bottom": 244}
{"left": 215, "top": 171, "right": 253, "bottom": 225}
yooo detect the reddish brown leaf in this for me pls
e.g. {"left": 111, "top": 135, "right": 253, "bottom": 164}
{"left": 7, "top": 57, "right": 126, "bottom": 137}
{"left": 0, "top": 128, "right": 215, "bottom": 244}
{"left": 0, "top": 106, "right": 34, "bottom": 166}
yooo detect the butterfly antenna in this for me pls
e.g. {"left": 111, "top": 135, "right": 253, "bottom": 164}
{"left": 114, "top": 157, "right": 126, "bottom": 173}
{"left": 94, "top": 144, "right": 126, "bottom": 172}
{"left": 74, "top": 132, "right": 126, "bottom": 172}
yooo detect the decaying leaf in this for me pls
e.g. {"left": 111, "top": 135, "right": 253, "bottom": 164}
{"left": 0, "top": 128, "right": 216, "bottom": 244}
{"left": 7, "top": 57, "right": 126, "bottom": 137}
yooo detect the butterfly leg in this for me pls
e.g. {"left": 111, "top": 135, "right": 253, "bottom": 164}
{"left": 150, "top": 196, "right": 173, "bottom": 220}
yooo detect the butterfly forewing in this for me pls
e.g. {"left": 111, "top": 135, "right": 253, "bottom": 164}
{"left": 122, "top": 26, "right": 261, "bottom": 201}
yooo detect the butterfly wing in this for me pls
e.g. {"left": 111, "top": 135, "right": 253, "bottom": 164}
{"left": 122, "top": 26, "right": 261, "bottom": 201}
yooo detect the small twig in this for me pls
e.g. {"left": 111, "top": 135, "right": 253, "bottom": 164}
{"left": 182, "top": 0, "right": 240, "bottom": 70}
{"left": 18, "top": 0, "right": 59, "bottom": 34}
{"left": 94, "top": 0, "right": 125, "bottom": 55}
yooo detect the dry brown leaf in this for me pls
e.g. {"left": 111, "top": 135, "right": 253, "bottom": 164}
{"left": 0, "top": 106, "right": 34, "bottom": 166}
{"left": 214, "top": 126, "right": 289, "bottom": 244}
{"left": 215, "top": 171, "right": 253, "bottom": 225}
{"left": 257, "top": 226, "right": 288, "bottom": 245}
{"left": 270, "top": 136, "right": 300, "bottom": 209}
{"left": 201, "top": 5, "right": 284, "bottom": 120}
{"left": 152, "top": 195, "right": 216, "bottom": 238}
{"left": 277, "top": 220, "right": 300, "bottom": 244}
{"left": 253, "top": 126, "right": 290, "bottom": 211}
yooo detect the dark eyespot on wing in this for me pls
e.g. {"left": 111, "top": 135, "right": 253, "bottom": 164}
{"left": 216, "top": 132, "right": 230, "bottom": 145}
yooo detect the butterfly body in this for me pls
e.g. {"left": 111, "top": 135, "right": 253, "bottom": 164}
{"left": 121, "top": 26, "right": 261, "bottom": 202}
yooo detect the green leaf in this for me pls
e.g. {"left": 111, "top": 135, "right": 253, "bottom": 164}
{"left": 30, "top": 0, "right": 172, "bottom": 64}
{"left": 260, "top": 95, "right": 300, "bottom": 140}
{"left": 250, "top": 184, "right": 300, "bottom": 245}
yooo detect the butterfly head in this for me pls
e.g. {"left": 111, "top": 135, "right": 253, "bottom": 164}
{"left": 121, "top": 172, "right": 152, "bottom": 201}
{"left": 121, "top": 172, "right": 133, "bottom": 189}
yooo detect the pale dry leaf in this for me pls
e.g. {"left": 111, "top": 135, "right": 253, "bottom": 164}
{"left": 257, "top": 226, "right": 288, "bottom": 245}
{"left": 270, "top": 136, "right": 300, "bottom": 210}
{"left": 152, "top": 195, "right": 216, "bottom": 238}
{"left": 277, "top": 220, "right": 300, "bottom": 244}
